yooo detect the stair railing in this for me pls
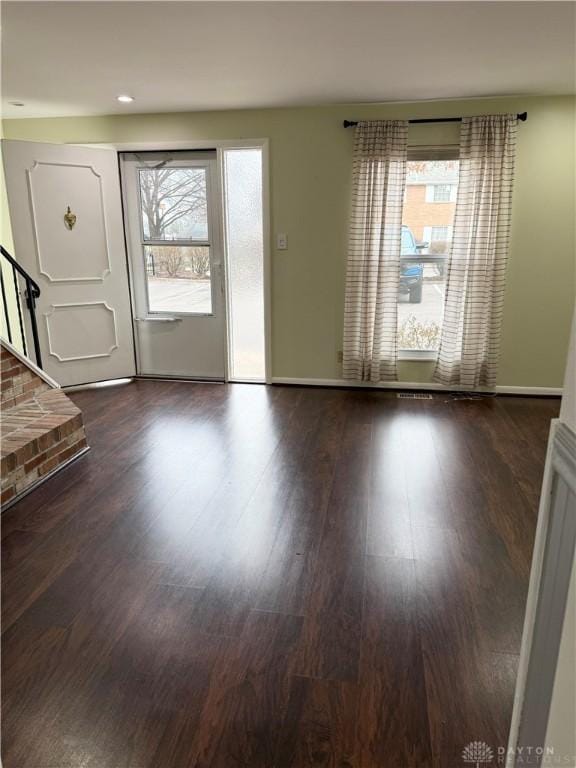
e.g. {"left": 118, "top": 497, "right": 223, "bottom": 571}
{"left": 0, "top": 245, "right": 42, "bottom": 368}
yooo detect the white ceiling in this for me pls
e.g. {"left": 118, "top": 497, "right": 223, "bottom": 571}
{"left": 2, "top": 1, "right": 575, "bottom": 119}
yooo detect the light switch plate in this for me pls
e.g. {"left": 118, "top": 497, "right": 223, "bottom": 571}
{"left": 277, "top": 233, "right": 288, "bottom": 250}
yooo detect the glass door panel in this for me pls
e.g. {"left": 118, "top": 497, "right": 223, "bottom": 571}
{"left": 223, "top": 148, "right": 265, "bottom": 381}
{"left": 143, "top": 245, "right": 212, "bottom": 314}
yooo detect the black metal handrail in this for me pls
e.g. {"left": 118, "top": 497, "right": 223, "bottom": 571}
{"left": 0, "top": 245, "right": 42, "bottom": 368}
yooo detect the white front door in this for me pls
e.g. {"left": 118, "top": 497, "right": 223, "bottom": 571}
{"left": 2, "top": 140, "right": 136, "bottom": 386}
{"left": 120, "top": 152, "right": 226, "bottom": 379}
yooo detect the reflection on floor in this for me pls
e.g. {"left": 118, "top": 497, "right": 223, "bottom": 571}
{"left": 1, "top": 380, "right": 559, "bottom": 767}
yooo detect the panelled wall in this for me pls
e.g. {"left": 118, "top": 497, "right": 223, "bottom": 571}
{"left": 2, "top": 95, "right": 575, "bottom": 387}
{"left": 543, "top": 315, "right": 576, "bottom": 762}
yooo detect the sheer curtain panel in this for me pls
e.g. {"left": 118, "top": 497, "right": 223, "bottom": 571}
{"left": 434, "top": 115, "right": 518, "bottom": 388}
{"left": 343, "top": 120, "right": 408, "bottom": 382}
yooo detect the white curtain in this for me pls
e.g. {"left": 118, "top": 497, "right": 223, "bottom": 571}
{"left": 434, "top": 115, "right": 518, "bottom": 389}
{"left": 343, "top": 120, "right": 408, "bottom": 382}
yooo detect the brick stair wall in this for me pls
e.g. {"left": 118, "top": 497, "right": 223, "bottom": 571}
{"left": 1, "top": 343, "right": 88, "bottom": 507}
{"left": 1, "top": 344, "right": 51, "bottom": 408}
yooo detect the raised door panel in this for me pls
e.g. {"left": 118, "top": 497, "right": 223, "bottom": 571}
{"left": 45, "top": 303, "right": 118, "bottom": 362}
{"left": 27, "top": 161, "right": 111, "bottom": 282}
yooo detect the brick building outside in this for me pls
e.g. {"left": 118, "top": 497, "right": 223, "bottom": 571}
{"left": 403, "top": 160, "right": 459, "bottom": 253}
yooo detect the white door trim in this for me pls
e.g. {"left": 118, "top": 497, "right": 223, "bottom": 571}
{"left": 507, "top": 420, "right": 576, "bottom": 766}
{"left": 71, "top": 138, "right": 272, "bottom": 384}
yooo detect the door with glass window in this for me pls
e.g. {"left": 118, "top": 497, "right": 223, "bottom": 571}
{"left": 121, "top": 152, "right": 226, "bottom": 379}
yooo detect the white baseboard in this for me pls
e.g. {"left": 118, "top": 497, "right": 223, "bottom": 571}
{"left": 271, "top": 377, "right": 562, "bottom": 397}
{"left": 60, "top": 375, "right": 563, "bottom": 397}
{"left": 63, "top": 377, "right": 134, "bottom": 392}
{"left": 496, "top": 385, "right": 563, "bottom": 396}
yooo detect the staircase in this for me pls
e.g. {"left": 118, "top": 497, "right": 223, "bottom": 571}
{"left": 1, "top": 247, "right": 88, "bottom": 508}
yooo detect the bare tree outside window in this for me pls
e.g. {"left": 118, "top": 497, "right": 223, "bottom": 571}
{"left": 139, "top": 168, "right": 208, "bottom": 241}
{"left": 134, "top": 165, "right": 213, "bottom": 314}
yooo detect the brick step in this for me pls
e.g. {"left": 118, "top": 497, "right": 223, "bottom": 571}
{"left": 1, "top": 343, "right": 88, "bottom": 507}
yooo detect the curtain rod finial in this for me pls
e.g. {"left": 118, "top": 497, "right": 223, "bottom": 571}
{"left": 518, "top": 112, "right": 528, "bottom": 122}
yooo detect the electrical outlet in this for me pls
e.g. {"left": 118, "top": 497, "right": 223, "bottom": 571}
{"left": 277, "top": 233, "right": 288, "bottom": 250}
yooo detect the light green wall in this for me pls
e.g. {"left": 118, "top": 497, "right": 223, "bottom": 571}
{"left": 3, "top": 95, "right": 575, "bottom": 386}
{"left": 0, "top": 139, "right": 25, "bottom": 353}
{"left": 0, "top": 146, "right": 14, "bottom": 253}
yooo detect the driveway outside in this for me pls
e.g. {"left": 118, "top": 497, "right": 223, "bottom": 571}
{"left": 148, "top": 277, "right": 211, "bottom": 313}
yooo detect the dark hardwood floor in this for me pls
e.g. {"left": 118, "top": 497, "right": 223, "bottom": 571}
{"left": 1, "top": 381, "right": 559, "bottom": 767}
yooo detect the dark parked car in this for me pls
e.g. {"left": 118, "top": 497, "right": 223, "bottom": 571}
{"left": 399, "top": 225, "right": 424, "bottom": 303}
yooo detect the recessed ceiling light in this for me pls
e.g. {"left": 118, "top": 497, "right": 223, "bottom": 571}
{"left": 116, "top": 95, "right": 135, "bottom": 103}
{"left": 9, "top": 101, "right": 25, "bottom": 107}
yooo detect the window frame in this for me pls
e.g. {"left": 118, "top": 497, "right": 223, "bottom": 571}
{"left": 138, "top": 165, "right": 210, "bottom": 244}
{"left": 399, "top": 145, "right": 459, "bottom": 361}
{"left": 425, "top": 182, "right": 457, "bottom": 203}
{"left": 433, "top": 184, "right": 451, "bottom": 202}
{"left": 134, "top": 161, "right": 216, "bottom": 317}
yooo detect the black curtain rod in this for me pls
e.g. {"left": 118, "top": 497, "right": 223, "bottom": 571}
{"left": 343, "top": 111, "right": 527, "bottom": 128}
